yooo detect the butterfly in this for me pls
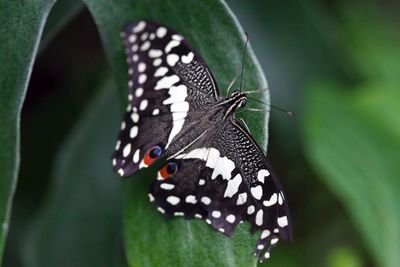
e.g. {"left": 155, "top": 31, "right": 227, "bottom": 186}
{"left": 112, "top": 20, "right": 292, "bottom": 261}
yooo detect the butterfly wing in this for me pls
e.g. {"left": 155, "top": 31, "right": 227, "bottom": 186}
{"left": 112, "top": 21, "right": 220, "bottom": 177}
{"left": 150, "top": 119, "right": 292, "bottom": 261}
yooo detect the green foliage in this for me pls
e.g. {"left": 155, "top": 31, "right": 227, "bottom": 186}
{"left": 2, "top": 0, "right": 400, "bottom": 266}
{"left": 24, "top": 80, "right": 127, "bottom": 267}
{"left": 303, "top": 4, "right": 400, "bottom": 267}
{"left": 0, "top": 0, "right": 56, "bottom": 262}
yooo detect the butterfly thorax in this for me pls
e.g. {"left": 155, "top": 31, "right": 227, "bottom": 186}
{"left": 218, "top": 91, "right": 247, "bottom": 119}
{"left": 165, "top": 91, "right": 247, "bottom": 156}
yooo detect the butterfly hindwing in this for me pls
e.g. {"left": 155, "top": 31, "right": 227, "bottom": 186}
{"left": 112, "top": 21, "right": 220, "bottom": 176}
{"left": 150, "top": 119, "right": 292, "bottom": 260}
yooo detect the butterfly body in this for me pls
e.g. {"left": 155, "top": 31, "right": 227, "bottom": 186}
{"left": 113, "top": 20, "right": 292, "bottom": 261}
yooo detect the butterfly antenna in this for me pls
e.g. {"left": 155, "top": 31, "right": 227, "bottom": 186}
{"left": 245, "top": 88, "right": 270, "bottom": 94}
{"left": 239, "top": 118, "right": 252, "bottom": 134}
{"left": 247, "top": 96, "right": 295, "bottom": 117}
{"left": 226, "top": 74, "right": 239, "bottom": 97}
{"left": 239, "top": 32, "right": 249, "bottom": 93}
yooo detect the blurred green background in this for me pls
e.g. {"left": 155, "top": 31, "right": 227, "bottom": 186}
{"left": 2, "top": 0, "right": 400, "bottom": 266}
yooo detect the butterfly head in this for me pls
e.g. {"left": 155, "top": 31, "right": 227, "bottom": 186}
{"left": 230, "top": 90, "right": 247, "bottom": 109}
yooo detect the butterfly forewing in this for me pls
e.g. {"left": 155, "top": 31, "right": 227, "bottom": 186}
{"left": 113, "top": 21, "right": 220, "bottom": 176}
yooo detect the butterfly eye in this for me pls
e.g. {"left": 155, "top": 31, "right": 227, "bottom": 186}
{"left": 144, "top": 146, "right": 163, "bottom": 166}
{"left": 240, "top": 98, "right": 247, "bottom": 108}
{"left": 159, "top": 162, "right": 178, "bottom": 179}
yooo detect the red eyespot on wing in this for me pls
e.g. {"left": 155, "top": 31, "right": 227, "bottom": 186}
{"left": 143, "top": 146, "right": 163, "bottom": 166}
{"left": 143, "top": 153, "right": 155, "bottom": 166}
{"left": 159, "top": 162, "right": 178, "bottom": 180}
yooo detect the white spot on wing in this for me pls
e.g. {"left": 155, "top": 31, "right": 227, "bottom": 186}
{"left": 226, "top": 214, "right": 236, "bottom": 223}
{"left": 139, "top": 99, "right": 148, "bottom": 110}
{"left": 140, "top": 41, "right": 150, "bottom": 51}
{"left": 166, "top": 54, "right": 179, "bottom": 66}
{"left": 251, "top": 185, "right": 263, "bottom": 200}
{"left": 163, "top": 84, "right": 188, "bottom": 148}
{"left": 236, "top": 192, "right": 247, "bottom": 205}
{"left": 257, "top": 169, "right": 270, "bottom": 183}
{"left": 263, "top": 193, "right": 277, "bottom": 207}
{"left": 130, "top": 126, "right": 138, "bottom": 138}
{"left": 278, "top": 192, "right": 284, "bottom": 205}
{"left": 271, "top": 238, "right": 279, "bottom": 245}
{"left": 157, "top": 207, "right": 165, "bottom": 214}
{"left": 261, "top": 229, "right": 270, "bottom": 239}
{"left": 156, "top": 27, "right": 167, "bottom": 38}
{"left": 154, "top": 66, "right": 168, "bottom": 77}
{"left": 149, "top": 49, "right": 163, "bottom": 58}
{"left": 135, "top": 88, "right": 144, "bottom": 97}
{"left": 131, "top": 44, "right": 138, "bottom": 52}
{"left": 115, "top": 140, "right": 121, "bottom": 150}
{"left": 138, "top": 62, "right": 146, "bottom": 72}
{"left": 181, "top": 52, "right": 194, "bottom": 64}
{"left": 176, "top": 148, "right": 210, "bottom": 161}
{"left": 133, "top": 21, "right": 146, "bottom": 33}
{"left": 133, "top": 149, "right": 140, "bottom": 163}
{"left": 212, "top": 211, "right": 221, "bottom": 218}
{"left": 138, "top": 74, "right": 147, "bottom": 84}
{"left": 185, "top": 195, "right": 197, "bottom": 204}
{"left": 172, "top": 34, "right": 183, "bottom": 41}
{"left": 165, "top": 40, "right": 181, "bottom": 53}
{"left": 131, "top": 112, "right": 139, "bottom": 123}
{"left": 247, "top": 205, "right": 255, "bottom": 215}
{"left": 255, "top": 209, "right": 263, "bottom": 226}
{"left": 223, "top": 173, "right": 242, "bottom": 198}
{"left": 160, "top": 183, "right": 175, "bottom": 190}
{"left": 277, "top": 216, "right": 288, "bottom": 227}
{"left": 201, "top": 196, "right": 211, "bottom": 205}
{"left": 166, "top": 119, "right": 185, "bottom": 148}
{"left": 170, "top": 102, "right": 189, "bottom": 113}
{"left": 123, "top": 144, "right": 131, "bottom": 157}
{"left": 153, "top": 58, "right": 162, "bottom": 66}
{"left": 163, "top": 85, "right": 187, "bottom": 105}
{"left": 128, "top": 34, "right": 136, "bottom": 43}
{"left": 155, "top": 75, "right": 180, "bottom": 90}
{"left": 166, "top": 196, "right": 180, "bottom": 205}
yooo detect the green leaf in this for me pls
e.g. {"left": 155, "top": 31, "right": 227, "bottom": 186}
{"left": 80, "top": 0, "right": 269, "bottom": 266}
{"left": 337, "top": 2, "right": 400, "bottom": 86}
{"left": 24, "top": 79, "right": 128, "bottom": 267}
{"left": 303, "top": 84, "right": 400, "bottom": 267}
{"left": 39, "top": 0, "right": 84, "bottom": 53}
{"left": 0, "top": 0, "right": 55, "bottom": 262}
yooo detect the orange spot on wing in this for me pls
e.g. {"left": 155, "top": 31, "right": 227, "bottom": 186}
{"left": 159, "top": 165, "right": 171, "bottom": 180}
{"left": 144, "top": 153, "right": 154, "bottom": 166}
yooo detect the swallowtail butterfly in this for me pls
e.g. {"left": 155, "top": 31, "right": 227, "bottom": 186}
{"left": 112, "top": 20, "right": 292, "bottom": 261}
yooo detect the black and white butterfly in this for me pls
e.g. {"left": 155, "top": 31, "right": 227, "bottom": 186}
{"left": 112, "top": 20, "right": 292, "bottom": 261}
